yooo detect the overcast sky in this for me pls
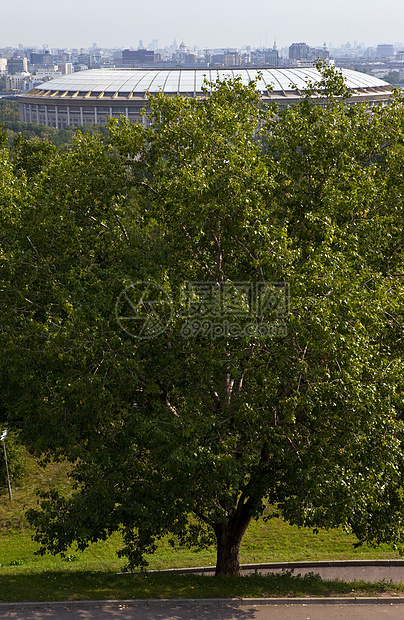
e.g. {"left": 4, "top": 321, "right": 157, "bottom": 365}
{"left": 2, "top": 0, "right": 403, "bottom": 50}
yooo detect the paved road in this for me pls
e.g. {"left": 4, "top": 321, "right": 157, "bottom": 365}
{"left": 2, "top": 601, "right": 404, "bottom": 620}
{"left": 242, "top": 564, "right": 404, "bottom": 583}
{"left": 175, "top": 560, "right": 404, "bottom": 584}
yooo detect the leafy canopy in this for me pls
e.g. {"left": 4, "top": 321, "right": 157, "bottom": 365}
{"left": 2, "top": 66, "right": 404, "bottom": 574}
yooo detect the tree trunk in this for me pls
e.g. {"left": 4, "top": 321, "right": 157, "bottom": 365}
{"left": 214, "top": 512, "right": 252, "bottom": 576}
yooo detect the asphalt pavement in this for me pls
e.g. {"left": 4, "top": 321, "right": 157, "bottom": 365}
{"left": 159, "top": 559, "right": 404, "bottom": 584}
{"left": 248, "top": 559, "right": 404, "bottom": 584}
{"left": 1, "top": 600, "right": 404, "bottom": 620}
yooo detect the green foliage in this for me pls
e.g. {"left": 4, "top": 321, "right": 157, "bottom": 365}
{"left": 2, "top": 65, "right": 404, "bottom": 575}
{"left": 5, "top": 121, "right": 57, "bottom": 144}
{"left": 0, "top": 431, "right": 28, "bottom": 492}
{"left": 384, "top": 71, "right": 401, "bottom": 85}
{"left": 0, "top": 99, "right": 107, "bottom": 147}
{"left": 0, "top": 100, "right": 20, "bottom": 123}
{"left": 9, "top": 134, "right": 59, "bottom": 178}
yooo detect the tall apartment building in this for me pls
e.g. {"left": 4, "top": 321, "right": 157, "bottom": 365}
{"left": 289, "top": 43, "right": 329, "bottom": 63}
{"left": 377, "top": 44, "right": 394, "bottom": 58}
{"left": 289, "top": 42, "right": 310, "bottom": 61}
{"left": 7, "top": 55, "right": 28, "bottom": 75}
{"left": 30, "top": 51, "right": 52, "bottom": 66}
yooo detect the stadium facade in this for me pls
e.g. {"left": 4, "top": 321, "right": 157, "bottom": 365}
{"left": 17, "top": 67, "right": 393, "bottom": 129}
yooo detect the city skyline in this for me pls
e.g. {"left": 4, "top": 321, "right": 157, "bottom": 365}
{"left": 2, "top": 0, "right": 403, "bottom": 51}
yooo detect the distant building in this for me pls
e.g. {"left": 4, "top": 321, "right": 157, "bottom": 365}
{"left": 171, "top": 42, "right": 197, "bottom": 65}
{"left": 6, "top": 72, "right": 31, "bottom": 91}
{"left": 211, "top": 51, "right": 241, "bottom": 66}
{"left": 289, "top": 42, "right": 329, "bottom": 63}
{"left": 7, "top": 55, "right": 28, "bottom": 75}
{"left": 377, "top": 44, "right": 394, "bottom": 58}
{"left": 30, "top": 51, "right": 52, "bottom": 66}
{"left": 36, "top": 68, "right": 62, "bottom": 80}
{"left": 251, "top": 49, "right": 279, "bottom": 66}
{"left": 76, "top": 52, "right": 91, "bottom": 67}
{"left": 265, "top": 49, "right": 279, "bottom": 66}
{"left": 122, "top": 49, "right": 155, "bottom": 66}
{"left": 307, "top": 48, "right": 329, "bottom": 62}
{"left": 289, "top": 42, "right": 310, "bottom": 61}
{"left": 58, "top": 63, "right": 73, "bottom": 75}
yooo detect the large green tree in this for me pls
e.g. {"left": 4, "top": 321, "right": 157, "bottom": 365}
{"left": 2, "top": 69, "right": 404, "bottom": 575}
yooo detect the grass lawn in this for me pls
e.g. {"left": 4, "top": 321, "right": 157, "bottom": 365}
{"left": 1, "top": 569, "right": 404, "bottom": 603}
{"left": 0, "top": 455, "right": 403, "bottom": 602}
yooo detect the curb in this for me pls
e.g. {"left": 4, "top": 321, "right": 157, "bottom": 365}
{"left": 2, "top": 597, "right": 404, "bottom": 609}
{"left": 146, "top": 559, "right": 404, "bottom": 574}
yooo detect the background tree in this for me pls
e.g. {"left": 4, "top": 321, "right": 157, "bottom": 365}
{"left": 384, "top": 71, "right": 401, "bottom": 85}
{"left": 0, "top": 100, "right": 108, "bottom": 147}
{"left": 2, "top": 70, "right": 404, "bottom": 575}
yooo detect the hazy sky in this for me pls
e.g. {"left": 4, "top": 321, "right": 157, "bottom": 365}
{"left": 2, "top": 0, "right": 403, "bottom": 50}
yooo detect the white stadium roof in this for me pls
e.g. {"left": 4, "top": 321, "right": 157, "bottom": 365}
{"left": 27, "top": 67, "right": 389, "bottom": 98}
{"left": 18, "top": 67, "right": 393, "bottom": 128}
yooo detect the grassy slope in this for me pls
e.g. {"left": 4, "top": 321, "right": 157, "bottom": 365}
{"left": 0, "top": 455, "right": 401, "bottom": 572}
{"left": 0, "top": 454, "right": 403, "bottom": 601}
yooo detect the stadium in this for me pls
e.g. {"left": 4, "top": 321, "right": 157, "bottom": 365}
{"left": 17, "top": 67, "right": 393, "bottom": 129}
